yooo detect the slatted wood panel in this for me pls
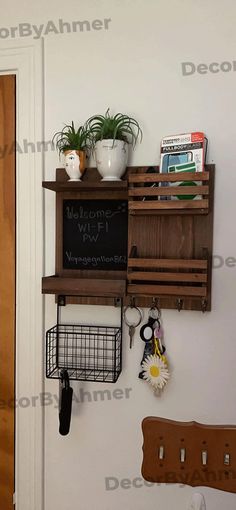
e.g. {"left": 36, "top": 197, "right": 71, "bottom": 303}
{"left": 128, "top": 256, "right": 208, "bottom": 298}
{"left": 142, "top": 417, "right": 236, "bottom": 493}
{"left": 128, "top": 170, "right": 210, "bottom": 214}
{"left": 0, "top": 75, "right": 15, "bottom": 510}
{"left": 127, "top": 165, "right": 214, "bottom": 310}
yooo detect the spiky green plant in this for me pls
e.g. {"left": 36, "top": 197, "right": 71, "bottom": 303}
{"left": 85, "top": 108, "right": 142, "bottom": 148}
{"left": 52, "top": 121, "right": 91, "bottom": 154}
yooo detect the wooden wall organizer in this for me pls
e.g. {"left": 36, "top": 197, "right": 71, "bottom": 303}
{"left": 42, "top": 165, "right": 214, "bottom": 311}
{"left": 127, "top": 164, "right": 214, "bottom": 311}
{"left": 142, "top": 417, "right": 236, "bottom": 493}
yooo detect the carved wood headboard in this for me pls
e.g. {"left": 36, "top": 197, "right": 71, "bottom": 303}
{"left": 142, "top": 417, "right": 236, "bottom": 493}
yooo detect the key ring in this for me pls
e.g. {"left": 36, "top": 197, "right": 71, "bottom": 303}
{"left": 123, "top": 305, "right": 143, "bottom": 328}
{"left": 149, "top": 303, "right": 161, "bottom": 321}
{"left": 123, "top": 305, "right": 143, "bottom": 348}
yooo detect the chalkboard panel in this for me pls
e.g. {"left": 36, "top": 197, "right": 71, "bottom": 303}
{"left": 63, "top": 200, "right": 128, "bottom": 270}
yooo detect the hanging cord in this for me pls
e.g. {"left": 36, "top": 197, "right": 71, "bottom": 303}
{"left": 154, "top": 338, "right": 168, "bottom": 366}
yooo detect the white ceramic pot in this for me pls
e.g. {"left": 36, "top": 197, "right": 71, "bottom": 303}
{"left": 64, "top": 149, "right": 85, "bottom": 181}
{"left": 94, "top": 139, "right": 129, "bottom": 181}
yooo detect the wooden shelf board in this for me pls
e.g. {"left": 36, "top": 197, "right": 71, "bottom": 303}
{"left": 129, "top": 185, "right": 209, "bottom": 196}
{"left": 129, "top": 199, "right": 208, "bottom": 211}
{"left": 128, "top": 271, "right": 207, "bottom": 283}
{"left": 129, "top": 171, "right": 210, "bottom": 183}
{"left": 43, "top": 180, "right": 128, "bottom": 192}
{"left": 128, "top": 258, "right": 208, "bottom": 270}
{"left": 42, "top": 276, "right": 126, "bottom": 297}
{"left": 128, "top": 284, "right": 207, "bottom": 297}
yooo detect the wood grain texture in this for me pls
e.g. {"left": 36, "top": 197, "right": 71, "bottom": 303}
{"left": 42, "top": 276, "right": 126, "bottom": 297}
{"left": 128, "top": 258, "right": 208, "bottom": 269}
{"left": 0, "top": 75, "right": 15, "bottom": 510}
{"left": 142, "top": 417, "right": 236, "bottom": 493}
{"left": 127, "top": 166, "right": 214, "bottom": 311}
{"left": 129, "top": 199, "right": 208, "bottom": 211}
{"left": 128, "top": 284, "right": 207, "bottom": 297}
{"left": 128, "top": 167, "right": 210, "bottom": 214}
{"left": 43, "top": 165, "right": 214, "bottom": 310}
{"left": 129, "top": 185, "right": 209, "bottom": 196}
{"left": 127, "top": 271, "right": 207, "bottom": 283}
{"left": 129, "top": 171, "right": 209, "bottom": 182}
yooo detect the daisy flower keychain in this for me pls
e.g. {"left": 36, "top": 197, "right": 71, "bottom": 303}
{"left": 141, "top": 306, "right": 170, "bottom": 395}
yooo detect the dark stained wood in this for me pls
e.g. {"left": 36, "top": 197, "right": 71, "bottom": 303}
{"left": 128, "top": 272, "right": 207, "bottom": 283}
{"left": 128, "top": 284, "right": 207, "bottom": 297}
{"left": 129, "top": 171, "right": 209, "bottom": 182}
{"left": 129, "top": 185, "right": 209, "bottom": 196}
{"left": 128, "top": 167, "right": 210, "bottom": 214}
{"left": 129, "top": 199, "right": 208, "bottom": 211}
{"left": 128, "top": 258, "right": 208, "bottom": 269}
{"left": 42, "top": 276, "right": 126, "bottom": 297}
{"left": 142, "top": 417, "right": 236, "bottom": 493}
{"left": 0, "top": 75, "right": 15, "bottom": 510}
{"left": 127, "top": 166, "right": 214, "bottom": 310}
{"left": 43, "top": 180, "right": 127, "bottom": 192}
{"left": 43, "top": 165, "right": 214, "bottom": 310}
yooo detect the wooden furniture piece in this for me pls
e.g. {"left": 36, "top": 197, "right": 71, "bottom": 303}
{"left": 42, "top": 165, "right": 214, "bottom": 311}
{"left": 127, "top": 164, "right": 214, "bottom": 311}
{"left": 42, "top": 167, "right": 128, "bottom": 306}
{"left": 142, "top": 417, "right": 236, "bottom": 493}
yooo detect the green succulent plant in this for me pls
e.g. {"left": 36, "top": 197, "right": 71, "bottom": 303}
{"left": 52, "top": 121, "right": 91, "bottom": 154}
{"left": 85, "top": 108, "right": 143, "bottom": 148}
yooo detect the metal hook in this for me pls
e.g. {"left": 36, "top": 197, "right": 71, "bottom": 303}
{"left": 149, "top": 298, "right": 161, "bottom": 320}
{"left": 152, "top": 297, "right": 160, "bottom": 310}
{"left": 201, "top": 299, "right": 207, "bottom": 313}
{"left": 176, "top": 298, "right": 183, "bottom": 312}
{"left": 130, "top": 296, "right": 135, "bottom": 308}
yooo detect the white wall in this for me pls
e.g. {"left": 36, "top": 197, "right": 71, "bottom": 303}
{"left": 1, "top": 0, "right": 236, "bottom": 508}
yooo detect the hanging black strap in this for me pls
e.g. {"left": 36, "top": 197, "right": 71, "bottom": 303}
{"left": 59, "top": 369, "right": 73, "bottom": 436}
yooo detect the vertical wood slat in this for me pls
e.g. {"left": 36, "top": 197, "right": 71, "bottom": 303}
{"left": 0, "top": 75, "right": 15, "bottom": 510}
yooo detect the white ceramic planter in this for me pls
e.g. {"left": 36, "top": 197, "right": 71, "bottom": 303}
{"left": 64, "top": 149, "right": 86, "bottom": 181}
{"left": 94, "top": 139, "right": 129, "bottom": 181}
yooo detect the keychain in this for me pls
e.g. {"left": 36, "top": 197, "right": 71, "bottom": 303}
{"left": 139, "top": 312, "right": 157, "bottom": 379}
{"left": 139, "top": 304, "right": 170, "bottom": 395}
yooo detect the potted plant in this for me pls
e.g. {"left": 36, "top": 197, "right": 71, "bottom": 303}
{"left": 52, "top": 122, "right": 91, "bottom": 181}
{"left": 85, "top": 108, "right": 142, "bottom": 181}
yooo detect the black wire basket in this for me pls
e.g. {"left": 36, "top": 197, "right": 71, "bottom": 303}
{"left": 46, "top": 324, "right": 122, "bottom": 383}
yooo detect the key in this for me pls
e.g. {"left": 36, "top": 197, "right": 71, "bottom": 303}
{"left": 123, "top": 305, "right": 143, "bottom": 350}
{"left": 129, "top": 325, "right": 135, "bottom": 349}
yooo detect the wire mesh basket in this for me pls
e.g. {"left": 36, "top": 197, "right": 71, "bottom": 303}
{"left": 46, "top": 324, "right": 122, "bottom": 383}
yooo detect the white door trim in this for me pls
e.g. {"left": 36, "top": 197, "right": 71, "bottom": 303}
{"left": 0, "top": 39, "right": 44, "bottom": 510}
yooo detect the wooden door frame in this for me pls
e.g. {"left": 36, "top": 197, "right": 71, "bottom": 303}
{"left": 0, "top": 40, "right": 44, "bottom": 510}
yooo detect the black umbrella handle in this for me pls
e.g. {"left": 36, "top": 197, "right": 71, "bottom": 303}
{"left": 59, "top": 370, "right": 73, "bottom": 436}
